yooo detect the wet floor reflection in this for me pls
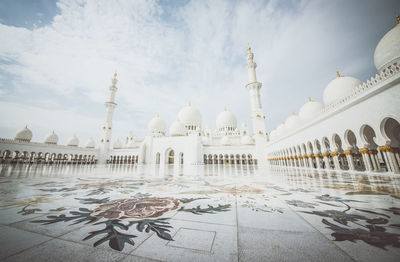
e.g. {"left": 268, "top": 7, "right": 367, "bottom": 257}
{"left": 0, "top": 163, "right": 400, "bottom": 260}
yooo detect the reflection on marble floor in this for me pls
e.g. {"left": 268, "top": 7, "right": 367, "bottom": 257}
{"left": 0, "top": 164, "right": 400, "bottom": 261}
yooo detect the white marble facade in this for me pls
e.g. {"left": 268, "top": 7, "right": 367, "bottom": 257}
{"left": 1, "top": 16, "right": 400, "bottom": 174}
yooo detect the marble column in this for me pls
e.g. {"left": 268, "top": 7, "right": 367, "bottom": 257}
{"left": 331, "top": 152, "right": 340, "bottom": 170}
{"left": 321, "top": 152, "right": 331, "bottom": 170}
{"left": 359, "top": 148, "right": 373, "bottom": 172}
{"left": 368, "top": 149, "right": 379, "bottom": 171}
{"left": 344, "top": 150, "right": 355, "bottom": 171}
{"left": 314, "top": 153, "right": 321, "bottom": 169}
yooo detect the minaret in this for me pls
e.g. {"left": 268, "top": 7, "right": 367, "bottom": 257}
{"left": 100, "top": 72, "right": 118, "bottom": 156}
{"left": 245, "top": 44, "right": 267, "bottom": 140}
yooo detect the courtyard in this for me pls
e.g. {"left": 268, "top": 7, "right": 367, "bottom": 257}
{"left": 0, "top": 164, "right": 399, "bottom": 261}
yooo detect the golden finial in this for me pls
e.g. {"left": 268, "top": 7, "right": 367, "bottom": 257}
{"left": 396, "top": 13, "right": 400, "bottom": 25}
{"left": 292, "top": 112, "right": 295, "bottom": 116}
{"left": 308, "top": 97, "right": 312, "bottom": 102}
{"left": 336, "top": 71, "right": 341, "bottom": 78}
{"left": 247, "top": 43, "right": 251, "bottom": 51}
{"left": 114, "top": 70, "right": 117, "bottom": 78}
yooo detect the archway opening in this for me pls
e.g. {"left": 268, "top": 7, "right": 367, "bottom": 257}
{"left": 168, "top": 150, "right": 174, "bottom": 164}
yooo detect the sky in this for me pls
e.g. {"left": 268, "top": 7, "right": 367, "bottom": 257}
{"left": 0, "top": 0, "right": 399, "bottom": 146}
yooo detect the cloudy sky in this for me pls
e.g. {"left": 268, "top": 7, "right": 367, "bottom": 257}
{"left": 0, "top": 0, "right": 399, "bottom": 145}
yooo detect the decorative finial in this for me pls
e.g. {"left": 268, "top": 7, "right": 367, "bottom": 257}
{"left": 292, "top": 112, "right": 295, "bottom": 116}
{"left": 396, "top": 13, "right": 400, "bottom": 25}
{"left": 336, "top": 71, "right": 341, "bottom": 78}
{"left": 224, "top": 105, "right": 227, "bottom": 111}
{"left": 308, "top": 97, "right": 312, "bottom": 102}
{"left": 156, "top": 113, "right": 160, "bottom": 118}
{"left": 188, "top": 100, "right": 191, "bottom": 106}
{"left": 114, "top": 70, "right": 117, "bottom": 78}
{"left": 247, "top": 43, "right": 251, "bottom": 51}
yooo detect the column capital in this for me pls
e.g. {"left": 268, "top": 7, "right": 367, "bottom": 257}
{"left": 359, "top": 148, "right": 369, "bottom": 154}
{"left": 331, "top": 152, "right": 339, "bottom": 157}
{"left": 379, "top": 145, "right": 392, "bottom": 152}
{"left": 344, "top": 150, "right": 353, "bottom": 155}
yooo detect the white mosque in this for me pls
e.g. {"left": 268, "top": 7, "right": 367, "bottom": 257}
{"left": 1, "top": 15, "right": 400, "bottom": 174}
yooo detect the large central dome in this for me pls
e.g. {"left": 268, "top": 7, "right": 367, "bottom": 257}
{"left": 216, "top": 107, "right": 237, "bottom": 131}
{"left": 178, "top": 102, "right": 202, "bottom": 129}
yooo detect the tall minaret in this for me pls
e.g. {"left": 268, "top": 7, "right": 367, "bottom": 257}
{"left": 245, "top": 44, "right": 267, "bottom": 140}
{"left": 100, "top": 72, "right": 118, "bottom": 157}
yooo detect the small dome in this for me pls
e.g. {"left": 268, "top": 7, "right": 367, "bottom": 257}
{"left": 126, "top": 140, "right": 136, "bottom": 148}
{"left": 14, "top": 125, "right": 32, "bottom": 142}
{"left": 374, "top": 18, "right": 400, "bottom": 72}
{"left": 85, "top": 137, "right": 96, "bottom": 148}
{"left": 169, "top": 119, "right": 186, "bottom": 136}
{"left": 178, "top": 102, "right": 202, "bottom": 128}
{"left": 241, "top": 135, "right": 255, "bottom": 145}
{"left": 44, "top": 131, "right": 58, "bottom": 144}
{"left": 285, "top": 113, "right": 301, "bottom": 130}
{"left": 299, "top": 98, "right": 323, "bottom": 121}
{"left": 113, "top": 139, "right": 122, "bottom": 149}
{"left": 269, "top": 129, "right": 277, "bottom": 140}
{"left": 216, "top": 107, "right": 237, "bottom": 130}
{"left": 275, "top": 122, "right": 286, "bottom": 137}
{"left": 148, "top": 114, "right": 166, "bottom": 135}
{"left": 323, "top": 73, "right": 362, "bottom": 105}
{"left": 220, "top": 136, "right": 231, "bottom": 145}
{"left": 67, "top": 135, "right": 79, "bottom": 147}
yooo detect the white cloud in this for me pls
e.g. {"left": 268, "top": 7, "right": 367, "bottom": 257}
{"left": 0, "top": 0, "right": 398, "bottom": 142}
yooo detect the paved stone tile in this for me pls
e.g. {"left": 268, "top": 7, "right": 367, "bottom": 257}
{"left": 10, "top": 212, "right": 86, "bottom": 238}
{"left": 166, "top": 228, "right": 215, "bottom": 252}
{"left": 132, "top": 219, "right": 237, "bottom": 262}
{"left": 0, "top": 206, "right": 44, "bottom": 225}
{"left": 59, "top": 219, "right": 155, "bottom": 255}
{"left": 0, "top": 225, "right": 52, "bottom": 260}
{"left": 172, "top": 196, "right": 236, "bottom": 226}
{"left": 4, "top": 238, "right": 127, "bottom": 262}
{"left": 236, "top": 202, "right": 316, "bottom": 232}
{"left": 321, "top": 232, "right": 400, "bottom": 262}
{"left": 238, "top": 226, "right": 354, "bottom": 262}
{"left": 121, "top": 254, "right": 164, "bottom": 262}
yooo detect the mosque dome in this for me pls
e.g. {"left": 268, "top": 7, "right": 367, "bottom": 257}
{"left": 285, "top": 113, "right": 301, "bottom": 131}
{"left": 14, "top": 125, "right": 32, "bottom": 142}
{"left": 216, "top": 107, "right": 237, "bottom": 130}
{"left": 169, "top": 119, "right": 186, "bottom": 136}
{"left": 241, "top": 135, "right": 255, "bottom": 145}
{"left": 113, "top": 139, "right": 122, "bottom": 149}
{"left": 178, "top": 102, "right": 202, "bottom": 128}
{"left": 220, "top": 136, "right": 231, "bottom": 145}
{"left": 44, "top": 131, "right": 58, "bottom": 144}
{"left": 374, "top": 17, "right": 400, "bottom": 72}
{"left": 276, "top": 122, "right": 286, "bottom": 134}
{"left": 299, "top": 98, "right": 323, "bottom": 121}
{"left": 67, "top": 135, "right": 79, "bottom": 147}
{"left": 126, "top": 139, "right": 136, "bottom": 148}
{"left": 323, "top": 73, "right": 362, "bottom": 105}
{"left": 148, "top": 114, "right": 166, "bottom": 135}
{"left": 85, "top": 137, "right": 96, "bottom": 148}
{"left": 269, "top": 129, "right": 277, "bottom": 140}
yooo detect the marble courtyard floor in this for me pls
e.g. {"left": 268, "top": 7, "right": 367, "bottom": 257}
{"left": 0, "top": 164, "right": 400, "bottom": 262}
